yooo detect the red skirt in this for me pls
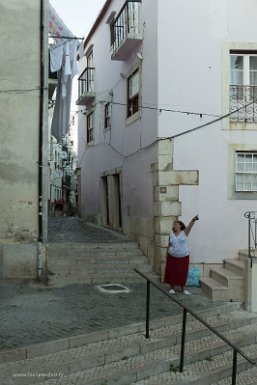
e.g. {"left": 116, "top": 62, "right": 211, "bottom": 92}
{"left": 164, "top": 255, "right": 189, "bottom": 287}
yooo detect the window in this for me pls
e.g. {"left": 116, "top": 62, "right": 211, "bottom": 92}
{"left": 87, "top": 112, "right": 94, "bottom": 143}
{"left": 87, "top": 50, "right": 94, "bottom": 68}
{"left": 104, "top": 103, "right": 111, "bottom": 128}
{"left": 230, "top": 52, "right": 257, "bottom": 122}
{"left": 127, "top": 69, "right": 140, "bottom": 118}
{"left": 230, "top": 53, "right": 257, "bottom": 86}
{"left": 235, "top": 152, "right": 257, "bottom": 191}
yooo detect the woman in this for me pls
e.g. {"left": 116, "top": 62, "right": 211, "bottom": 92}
{"left": 164, "top": 215, "right": 199, "bottom": 295}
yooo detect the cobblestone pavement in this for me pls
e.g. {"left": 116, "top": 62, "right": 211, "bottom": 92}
{"left": 0, "top": 280, "right": 218, "bottom": 351}
{"left": 0, "top": 218, "right": 223, "bottom": 351}
{"left": 48, "top": 217, "right": 129, "bottom": 243}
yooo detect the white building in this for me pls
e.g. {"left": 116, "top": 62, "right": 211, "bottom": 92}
{"left": 77, "top": 0, "right": 257, "bottom": 280}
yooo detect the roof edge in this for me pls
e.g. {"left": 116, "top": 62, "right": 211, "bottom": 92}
{"left": 78, "top": 0, "right": 113, "bottom": 60}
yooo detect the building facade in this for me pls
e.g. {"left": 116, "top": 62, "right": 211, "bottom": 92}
{"left": 77, "top": 0, "right": 257, "bottom": 277}
{"left": 0, "top": 0, "right": 49, "bottom": 278}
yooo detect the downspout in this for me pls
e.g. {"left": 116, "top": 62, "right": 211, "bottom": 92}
{"left": 37, "top": 0, "right": 45, "bottom": 279}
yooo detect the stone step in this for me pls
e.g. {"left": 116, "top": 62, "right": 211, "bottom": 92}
{"left": 130, "top": 344, "right": 257, "bottom": 385}
{"left": 48, "top": 258, "right": 148, "bottom": 272}
{"left": 1, "top": 311, "right": 245, "bottom": 382}
{"left": 47, "top": 242, "right": 139, "bottom": 250}
{"left": 48, "top": 263, "right": 153, "bottom": 275}
{"left": 224, "top": 258, "right": 245, "bottom": 276}
{"left": 0, "top": 303, "right": 240, "bottom": 364}
{"left": 47, "top": 272, "right": 160, "bottom": 285}
{"left": 47, "top": 249, "right": 145, "bottom": 258}
{"left": 212, "top": 365, "right": 257, "bottom": 385}
{"left": 210, "top": 268, "right": 244, "bottom": 302}
{"left": 200, "top": 277, "right": 229, "bottom": 301}
{"left": 47, "top": 249, "right": 144, "bottom": 261}
{"left": 13, "top": 324, "right": 257, "bottom": 385}
{"left": 48, "top": 255, "right": 148, "bottom": 266}
{"left": 238, "top": 249, "right": 249, "bottom": 262}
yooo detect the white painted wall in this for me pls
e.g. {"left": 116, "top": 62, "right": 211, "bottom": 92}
{"left": 157, "top": 0, "right": 257, "bottom": 262}
{"left": 77, "top": 0, "right": 158, "bottom": 223}
{"left": 78, "top": 0, "right": 257, "bottom": 264}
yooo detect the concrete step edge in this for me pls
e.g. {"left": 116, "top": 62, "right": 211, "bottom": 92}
{"left": 15, "top": 334, "right": 257, "bottom": 385}
{"left": 46, "top": 242, "right": 139, "bottom": 249}
{"left": 0, "top": 303, "right": 241, "bottom": 364}
{"left": 211, "top": 268, "right": 243, "bottom": 280}
{"left": 200, "top": 277, "right": 228, "bottom": 290}
{"left": 129, "top": 345, "right": 257, "bottom": 385}
{"left": 213, "top": 365, "right": 257, "bottom": 385}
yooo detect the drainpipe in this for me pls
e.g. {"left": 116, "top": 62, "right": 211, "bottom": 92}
{"left": 37, "top": 0, "right": 45, "bottom": 279}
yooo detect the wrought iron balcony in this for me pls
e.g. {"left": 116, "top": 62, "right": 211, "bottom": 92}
{"left": 230, "top": 85, "right": 257, "bottom": 123}
{"left": 76, "top": 67, "right": 95, "bottom": 106}
{"left": 111, "top": 0, "right": 142, "bottom": 61}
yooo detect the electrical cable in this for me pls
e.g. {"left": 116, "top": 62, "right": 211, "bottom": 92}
{"left": 109, "top": 101, "right": 221, "bottom": 118}
{"left": 77, "top": 100, "right": 255, "bottom": 161}
{"left": 74, "top": 100, "right": 221, "bottom": 119}
{"left": 170, "top": 100, "right": 255, "bottom": 139}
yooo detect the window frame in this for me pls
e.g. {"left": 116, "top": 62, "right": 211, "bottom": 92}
{"left": 127, "top": 68, "right": 140, "bottom": 118}
{"left": 235, "top": 151, "right": 257, "bottom": 192}
{"left": 230, "top": 52, "right": 257, "bottom": 86}
{"left": 104, "top": 102, "right": 111, "bottom": 129}
{"left": 87, "top": 50, "right": 94, "bottom": 68}
{"left": 86, "top": 112, "right": 94, "bottom": 144}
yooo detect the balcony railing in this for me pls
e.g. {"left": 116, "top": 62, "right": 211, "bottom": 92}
{"left": 230, "top": 85, "right": 257, "bottom": 123}
{"left": 111, "top": 0, "right": 142, "bottom": 61}
{"left": 76, "top": 67, "right": 95, "bottom": 105}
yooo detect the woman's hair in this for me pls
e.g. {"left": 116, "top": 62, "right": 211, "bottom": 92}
{"left": 173, "top": 220, "right": 186, "bottom": 231}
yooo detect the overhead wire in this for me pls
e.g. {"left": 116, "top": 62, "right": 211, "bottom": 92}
{"left": 76, "top": 99, "right": 255, "bottom": 161}
{"left": 74, "top": 99, "right": 221, "bottom": 119}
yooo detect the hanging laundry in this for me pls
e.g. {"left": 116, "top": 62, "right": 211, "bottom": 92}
{"left": 48, "top": 3, "right": 79, "bottom": 141}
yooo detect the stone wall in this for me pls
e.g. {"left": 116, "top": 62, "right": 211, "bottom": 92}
{"left": 152, "top": 139, "right": 199, "bottom": 279}
{"left": 123, "top": 215, "right": 155, "bottom": 266}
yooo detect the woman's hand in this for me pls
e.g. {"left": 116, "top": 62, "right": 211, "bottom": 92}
{"left": 192, "top": 215, "right": 199, "bottom": 222}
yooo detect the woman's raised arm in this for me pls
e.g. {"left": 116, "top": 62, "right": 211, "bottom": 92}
{"left": 184, "top": 215, "right": 199, "bottom": 236}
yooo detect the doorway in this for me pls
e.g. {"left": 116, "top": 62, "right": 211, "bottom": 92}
{"left": 101, "top": 173, "right": 122, "bottom": 230}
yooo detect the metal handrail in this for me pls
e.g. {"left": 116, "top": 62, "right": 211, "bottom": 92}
{"left": 244, "top": 211, "right": 257, "bottom": 267}
{"left": 134, "top": 268, "right": 255, "bottom": 385}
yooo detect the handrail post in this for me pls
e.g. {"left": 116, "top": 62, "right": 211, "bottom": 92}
{"left": 248, "top": 214, "right": 251, "bottom": 259}
{"left": 179, "top": 308, "right": 187, "bottom": 373}
{"left": 232, "top": 349, "right": 237, "bottom": 385}
{"left": 146, "top": 280, "right": 150, "bottom": 339}
{"left": 254, "top": 216, "right": 257, "bottom": 249}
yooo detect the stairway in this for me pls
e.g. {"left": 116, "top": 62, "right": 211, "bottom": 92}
{"left": 200, "top": 250, "right": 247, "bottom": 302}
{"left": 1, "top": 303, "right": 257, "bottom": 385}
{"left": 46, "top": 241, "right": 159, "bottom": 286}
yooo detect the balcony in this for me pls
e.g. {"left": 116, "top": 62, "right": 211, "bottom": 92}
{"left": 111, "top": 0, "right": 142, "bottom": 61}
{"left": 230, "top": 85, "right": 257, "bottom": 123}
{"left": 76, "top": 67, "right": 95, "bottom": 106}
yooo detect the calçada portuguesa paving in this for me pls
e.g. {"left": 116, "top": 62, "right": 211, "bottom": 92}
{"left": 0, "top": 217, "right": 219, "bottom": 351}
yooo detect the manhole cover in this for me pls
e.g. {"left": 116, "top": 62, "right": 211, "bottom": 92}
{"left": 96, "top": 283, "right": 130, "bottom": 294}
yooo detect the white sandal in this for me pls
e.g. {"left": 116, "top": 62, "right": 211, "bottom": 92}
{"left": 183, "top": 289, "right": 191, "bottom": 295}
{"left": 169, "top": 289, "right": 175, "bottom": 294}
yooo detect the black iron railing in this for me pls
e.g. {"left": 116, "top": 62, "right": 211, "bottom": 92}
{"left": 78, "top": 67, "right": 95, "bottom": 98}
{"left": 134, "top": 268, "right": 255, "bottom": 385}
{"left": 230, "top": 85, "right": 257, "bottom": 123}
{"left": 111, "top": 0, "right": 141, "bottom": 56}
{"left": 244, "top": 211, "right": 257, "bottom": 266}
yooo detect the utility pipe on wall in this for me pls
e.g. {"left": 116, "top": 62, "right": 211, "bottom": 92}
{"left": 37, "top": 0, "right": 46, "bottom": 279}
